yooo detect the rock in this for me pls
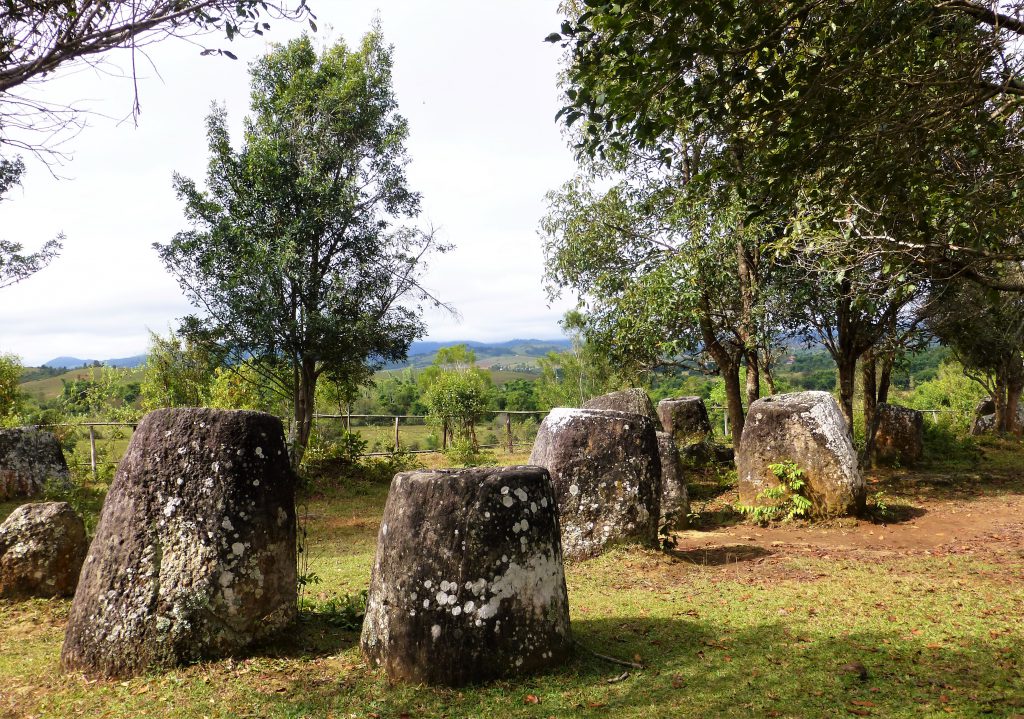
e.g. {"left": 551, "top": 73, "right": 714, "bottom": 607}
{"left": 0, "top": 428, "right": 70, "bottom": 501}
{"left": 657, "top": 397, "right": 713, "bottom": 448}
{"left": 874, "top": 404, "right": 924, "bottom": 465}
{"left": 361, "top": 465, "right": 571, "bottom": 686}
{"left": 529, "top": 408, "right": 661, "bottom": 559}
{"left": 656, "top": 431, "right": 688, "bottom": 530}
{"left": 0, "top": 502, "right": 87, "bottom": 598}
{"left": 61, "top": 408, "right": 297, "bottom": 678}
{"left": 975, "top": 397, "right": 996, "bottom": 416}
{"left": 737, "top": 391, "right": 865, "bottom": 517}
{"left": 583, "top": 388, "right": 658, "bottom": 422}
{"left": 970, "top": 397, "right": 1024, "bottom": 435}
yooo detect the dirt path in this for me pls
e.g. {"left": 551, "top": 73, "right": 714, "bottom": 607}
{"left": 674, "top": 458, "right": 1024, "bottom": 568}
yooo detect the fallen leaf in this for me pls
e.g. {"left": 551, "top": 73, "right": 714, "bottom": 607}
{"left": 851, "top": 700, "right": 875, "bottom": 707}
{"left": 524, "top": 694, "right": 540, "bottom": 705}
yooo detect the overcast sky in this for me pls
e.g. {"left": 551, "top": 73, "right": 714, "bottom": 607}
{"left": 0, "top": 1, "right": 578, "bottom": 366}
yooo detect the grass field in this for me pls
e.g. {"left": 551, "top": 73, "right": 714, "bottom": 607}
{"left": 1, "top": 440, "right": 1023, "bottom": 718}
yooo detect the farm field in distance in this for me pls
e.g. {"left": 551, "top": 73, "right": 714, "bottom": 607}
{"left": 1, "top": 439, "right": 1022, "bottom": 718}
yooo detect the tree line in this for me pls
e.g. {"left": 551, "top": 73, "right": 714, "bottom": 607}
{"left": 542, "top": 0, "right": 1024, "bottom": 455}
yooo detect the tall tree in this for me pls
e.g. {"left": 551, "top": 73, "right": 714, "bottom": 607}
{"left": 925, "top": 273, "right": 1024, "bottom": 432}
{"left": 540, "top": 146, "right": 783, "bottom": 448}
{"left": 549, "top": 1, "right": 1024, "bottom": 286}
{"left": 156, "top": 30, "right": 449, "bottom": 466}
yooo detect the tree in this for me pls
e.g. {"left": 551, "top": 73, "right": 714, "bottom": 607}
{"left": 1, "top": 1, "right": 314, "bottom": 158}
{"left": 421, "top": 347, "right": 492, "bottom": 450}
{"left": 0, "top": 352, "right": 22, "bottom": 419}
{"left": 140, "top": 328, "right": 224, "bottom": 410}
{"left": 0, "top": 157, "right": 61, "bottom": 288}
{"left": 540, "top": 147, "right": 784, "bottom": 447}
{"left": 925, "top": 274, "right": 1024, "bottom": 432}
{"left": 549, "top": 1, "right": 1024, "bottom": 286}
{"left": 156, "top": 31, "right": 448, "bottom": 467}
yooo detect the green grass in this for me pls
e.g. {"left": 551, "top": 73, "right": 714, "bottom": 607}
{"left": 1, "top": 446, "right": 1023, "bottom": 717}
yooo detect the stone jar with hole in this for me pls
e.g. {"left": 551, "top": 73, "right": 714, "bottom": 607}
{"left": 529, "top": 408, "right": 661, "bottom": 559}
{"left": 60, "top": 408, "right": 297, "bottom": 678}
{"left": 361, "top": 465, "right": 572, "bottom": 686}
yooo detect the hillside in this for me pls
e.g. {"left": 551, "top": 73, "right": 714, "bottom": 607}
{"left": 42, "top": 354, "right": 147, "bottom": 369}
{"left": 18, "top": 366, "right": 145, "bottom": 404}
{"left": 389, "top": 338, "right": 571, "bottom": 370}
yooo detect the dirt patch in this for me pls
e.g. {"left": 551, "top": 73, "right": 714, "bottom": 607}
{"left": 671, "top": 457, "right": 1024, "bottom": 584}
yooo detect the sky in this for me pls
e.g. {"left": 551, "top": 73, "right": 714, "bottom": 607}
{"left": 0, "top": 1, "right": 578, "bottom": 366}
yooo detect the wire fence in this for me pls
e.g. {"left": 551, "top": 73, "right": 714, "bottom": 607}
{"left": 35, "top": 405, "right": 964, "bottom": 478}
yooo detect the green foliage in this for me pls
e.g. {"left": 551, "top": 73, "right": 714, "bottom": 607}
{"left": 442, "top": 436, "right": 493, "bottom": 467}
{"left": 737, "top": 461, "right": 811, "bottom": 525}
{"left": 422, "top": 346, "right": 492, "bottom": 449}
{"left": 0, "top": 352, "right": 22, "bottom": 420}
{"left": 140, "top": 328, "right": 222, "bottom": 410}
{"left": 299, "top": 590, "right": 368, "bottom": 630}
{"left": 58, "top": 367, "right": 141, "bottom": 422}
{"left": 208, "top": 362, "right": 288, "bottom": 416}
{"left": 907, "top": 361, "right": 988, "bottom": 434}
{"left": 926, "top": 277, "right": 1024, "bottom": 431}
{"left": 552, "top": 1, "right": 1024, "bottom": 278}
{"left": 156, "top": 28, "right": 445, "bottom": 466}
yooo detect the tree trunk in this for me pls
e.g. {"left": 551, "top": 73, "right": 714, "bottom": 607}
{"left": 1007, "top": 383, "right": 1023, "bottom": 435}
{"left": 745, "top": 350, "right": 761, "bottom": 407}
{"left": 877, "top": 354, "right": 894, "bottom": 405}
{"left": 837, "top": 354, "right": 857, "bottom": 434}
{"left": 290, "top": 357, "right": 319, "bottom": 469}
{"left": 721, "top": 359, "right": 745, "bottom": 451}
{"left": 861, "top": 352, "right": 878, "bottom": 467}
{"left": 696, "top": 293, "right": 746, "bottom": 450}
{"left": 993, "top": 376, "right": 1008, "bottom": 433}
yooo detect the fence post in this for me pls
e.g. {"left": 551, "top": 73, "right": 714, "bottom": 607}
{"left": 442, "top": 419, "right": 448, "bottom": 450}
{"left": 505, "top": 413, "right": 513, "bottom": 454}
{"left": 723, "top": 412, "right": 728, "bottom": 438}
{"left": 88, "top": 425, "right": 97, "bottom": 481}
{"left": 394, "top": 415, "right": 400, "bottom": 452}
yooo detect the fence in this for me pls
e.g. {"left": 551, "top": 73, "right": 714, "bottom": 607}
{"left": 36, "top": 405, "right": 963, "bottom": 478}
{"left": 310, "top": 410, "right": 548, "bottom": 456}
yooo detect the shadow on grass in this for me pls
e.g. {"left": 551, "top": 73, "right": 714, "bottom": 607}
{"left": 245, "top": 612, "right": 361, "bottom": 661}
{"left": 666, "top": 543, "right": 771, "bottom": 566}
{"left": 248, "top": 615, "right": 1024, "bottom": 718}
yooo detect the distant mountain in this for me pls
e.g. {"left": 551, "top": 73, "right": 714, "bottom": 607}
{"left": 386, "top": 338, "right": 572, "bottom": 369}
{"left": 42, "top": 354, "right": 148, "bottom": 369}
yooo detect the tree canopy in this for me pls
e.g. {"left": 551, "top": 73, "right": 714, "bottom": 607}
{"left": 156, "top": 30, "right": 448, "bottom": 466}
{"left": 549, "top": 0, "right": 1024, "bottom": 286}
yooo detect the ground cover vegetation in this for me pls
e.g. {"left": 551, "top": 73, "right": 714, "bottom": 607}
{"left": 2, "top": 438, "right": 1023, "bottom": 717}
{"left": 1, "top": 4, "right": 1023, "bottom": 715}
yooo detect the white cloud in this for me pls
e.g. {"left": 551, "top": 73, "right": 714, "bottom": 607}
{"left": 0, "top": 1, "right": 579, "bottom": 366}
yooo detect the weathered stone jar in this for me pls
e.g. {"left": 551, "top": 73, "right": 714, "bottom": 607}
{"left": 529, "top": 408, "right": 661, "bottom": 560}
{"left": 656, "top": 431, "right": 689, "bottom": 529}
{"left": 874, "top": 403, "right": 924, "bottom": 465}
{"left": 0, "top": 501, "right": 88, "bottom": 598}
{"left": 582, "top": 388, "right": 659, "bottom": 422}
{"left": 657, "top": 397, "right": 713, "bottom": 447}
{"left": 61, "top": 408, "right": 297, "bottom": 678}
{"left": 0, "top": 427, "right": 69, "bottom": 500}
{"left": 361, "top": 465, "right": 572, "bottom": 686}
{"left": 737, "top": 391, "right": 865, "bottom": 517}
